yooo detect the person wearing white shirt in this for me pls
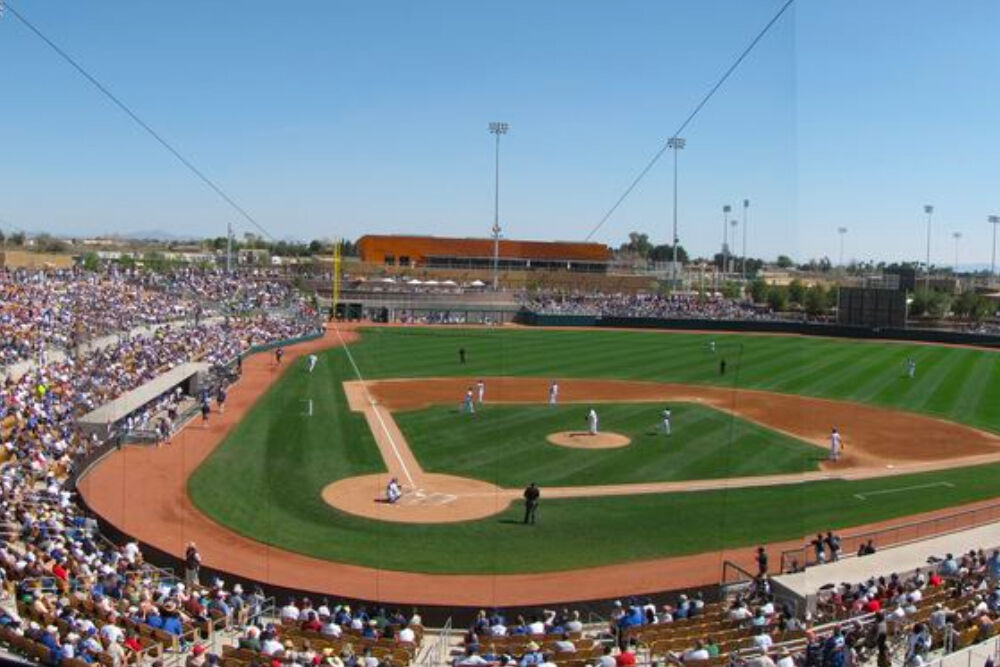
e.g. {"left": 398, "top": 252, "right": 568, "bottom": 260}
{"left": 320, "top": 620, "right": 343, "bottom": 638}
{"left": 280, "top": 600, "right": 300, "bottom": 621}
{"left": 752, "top": 629, "right": 773, "bottom": 651}
{"left": 398, "top": 626, "right": 416, "bottom": 643}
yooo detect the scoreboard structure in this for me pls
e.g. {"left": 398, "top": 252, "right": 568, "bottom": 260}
{"left": 837, "top": 287, "right": 907, "bottom": 329}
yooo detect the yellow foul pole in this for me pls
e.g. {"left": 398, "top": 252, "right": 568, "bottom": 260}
{"left": 331, "top": 238, "right": 342, "bottom": 317}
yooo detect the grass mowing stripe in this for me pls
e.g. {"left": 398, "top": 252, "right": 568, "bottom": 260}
{"left": 186, "top": 328, "right": 1000, "bottom": 575}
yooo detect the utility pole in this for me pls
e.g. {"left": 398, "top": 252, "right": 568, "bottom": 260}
{"left": 923, "top": 204, "right": 934, "bottom": 292}
{"left": 989, "top": 216, "right": 1000, "bottom": 282}
{"left": 741, "top": 199, "right": 749, "bottom": 279}
{"left": 226, "top": 222, "right": 233, "bottom": 274}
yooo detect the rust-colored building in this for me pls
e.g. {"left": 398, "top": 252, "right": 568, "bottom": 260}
{"left": 356, "top": 235, "right": 611, "bottom": 273}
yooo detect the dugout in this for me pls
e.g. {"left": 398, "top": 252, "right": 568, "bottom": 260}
{"left": 77, "top": 362, "right": 211, "bottom": 439}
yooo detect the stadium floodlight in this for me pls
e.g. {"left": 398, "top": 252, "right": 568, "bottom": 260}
{"left": 923, "top": 205, "right": 934, "bottom": 292}
{"left": 989, "top": 216, "right": 1000, "bottom": 280}
{"left": 488, "top": 122, "right": 510, "bottom": 291}
{"left": 837, "top": 227, "right": 848, "bottom": 268}
{"left": 667, "top": 137, "right": 686, "bottom": 288}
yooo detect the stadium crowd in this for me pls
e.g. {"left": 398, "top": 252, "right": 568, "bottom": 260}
{"left": 518, "top": 293, "right": 772, "bottom": 321}
{"left": 1, "top": 267, "right": 998, "bottom": 667}
{"left": 0, "top": 267, "right": 334, "bottom": 665}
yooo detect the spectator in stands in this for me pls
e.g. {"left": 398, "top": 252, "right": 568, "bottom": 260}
{"left": 184, "top": 542, "right": 201, "bottom": 586}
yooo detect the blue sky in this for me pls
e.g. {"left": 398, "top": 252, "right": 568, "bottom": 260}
{"left": 1, "top": 1, "right": 997, "bottom": 263}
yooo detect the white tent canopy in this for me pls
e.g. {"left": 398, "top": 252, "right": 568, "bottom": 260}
{"left": 379, "top": 277, "right": 396, "bottom": 283}
{"left": 407, "top": 278, "right": 423, "bottom": 285}
{"left": 468, "top": 280, "right": 486, "bottom": 287}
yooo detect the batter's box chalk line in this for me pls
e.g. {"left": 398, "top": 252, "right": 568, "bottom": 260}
{"left": 402, "top": 489, "right": 457, "bottom": 506}
{"left": 853, "top": 481, "right": 954, "bottom": 501}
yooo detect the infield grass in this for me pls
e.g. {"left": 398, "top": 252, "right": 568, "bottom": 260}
{"left": 396, "top": 402, "right": 821, "bottom": 486}
{"left": 187, "top": 327, "right": 1000, "bottom": 574}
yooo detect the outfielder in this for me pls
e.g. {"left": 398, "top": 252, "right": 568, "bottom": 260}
{"left": 829, "top": 427, "right": 842, "bottom": 461}
{"left": 587, "top": 408, "right": 599, "bottom": 435}
{"left": 906, "top": 358, "right": 916, "bottom": 379}
{"left": 549, "top": 381, "right": 559, "bottom": 405}
{"left": 307, "top": 354, "right": 318, "bottom": 373}
{"left": 661, "top": 407, "right": 672, "bottom": 436}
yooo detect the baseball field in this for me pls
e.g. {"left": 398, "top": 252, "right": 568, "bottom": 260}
{"left": 178, "top": 326, "right": 1000, "bottom": 579}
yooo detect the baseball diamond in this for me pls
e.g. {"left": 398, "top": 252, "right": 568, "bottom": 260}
{"left": 77, "top": 323, "right": 1000, "bottom": 606}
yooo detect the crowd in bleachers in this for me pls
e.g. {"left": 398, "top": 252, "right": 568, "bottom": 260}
{"left": 0, "top": 268, "right": 334, "bottom": 666}
{"left": 447, "top": 542, "right": 1000, "bottom": 667}
{"left": 0, "top": 268, "right": 302, "bottom": 369}
{"left": 518, "top": 293, "right": 772, "bottom": 321}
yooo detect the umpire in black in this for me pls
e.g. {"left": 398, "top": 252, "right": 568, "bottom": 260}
{"left": 523, "top": 482, "right": 540, "bottom": 524}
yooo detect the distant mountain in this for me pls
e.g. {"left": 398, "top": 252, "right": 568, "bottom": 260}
{"left": 112, "top": 229, "right": 195, "bottom": 242}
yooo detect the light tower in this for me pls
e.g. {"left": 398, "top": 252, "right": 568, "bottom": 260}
{"left": 667, "top": 137, "right": 686, "bottom": 288}
{"left": 837, "top": 227, "right": 848, "bottom": 267}
{"left": 989, "top": 215, "right": 1000, "bottom": 281}
{"left": 488, "top": 121, "right": 509, "bottom": 291}
{"left": 923, "top": 204, "right": 934, "bottom": 292}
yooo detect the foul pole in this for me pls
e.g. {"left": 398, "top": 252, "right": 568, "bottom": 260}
{"left": 332, "top": 239, "right": 342, "bottom": 317}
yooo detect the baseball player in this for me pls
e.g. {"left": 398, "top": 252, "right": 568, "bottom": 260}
{"left": 906, "top": 358, "right": 916, "bottom": 379}
{"left": 587, "top": 408, "right": 599, "bottom": 435}
{"left": 476, "top": 379, "right": 485, "bottom": 405}
{"left": 463, "top": 387, "right": 475, "bottom": 414}
{"left": 307, "top": 354, "right": 318, "bottom": 373}
{"left": 708, "top": 340, "right": 716, "bottom": 354}
{"left": 386, "top": 477, "right": 402, "bottom": 504}
{"left": 548, "top": 381, "right": 559, "bottom": 405}
{"left": 829, "top": 427, "right": 842, "bottom": 461}
{"left": 661, "top": 407, "right": 672, "bottom": 436}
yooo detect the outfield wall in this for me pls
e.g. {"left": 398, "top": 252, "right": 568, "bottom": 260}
{"left": 515, "top": 311, "right": 1000, "bottom": 348}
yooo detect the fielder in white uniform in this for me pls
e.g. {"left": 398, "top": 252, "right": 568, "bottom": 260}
{"left": 829, "top": 427, "right": 842, "bottom": 461}
{"left": 476, "top": 380, "right": 485, "bottom": 405}
{"left": 587, "top": 408, "right": 599, "bottom": 435}
{"left": 661, "top": 408, "right": 672, "bottom": 436}
{"left": 709, "top": 340, "right": 716, "bottom": 354}
{"left": 549, "top": 382, "right": 559, "bottom": 405}
{"left": 906, "top": 358, "right": 916, "bottom": 379}
{"left": 307, "top": 354, "right": 318, "bottom": 373}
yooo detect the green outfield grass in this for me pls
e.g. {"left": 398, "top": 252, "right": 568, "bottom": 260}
{"left": 187, "top": 327, "right": 1000, "bottom": 574}
{"left": 396, "top": 402, "right": 821, "bottom": 486}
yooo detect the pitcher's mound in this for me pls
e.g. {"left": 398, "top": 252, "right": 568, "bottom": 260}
{"left": 547, "top": 431, "right": 631, "bottom": 449}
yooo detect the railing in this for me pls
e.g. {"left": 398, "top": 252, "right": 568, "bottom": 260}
{"left": 926, "top": 630, "right": 1000, "bottom": 667}
{"left": 720, "top": 559, "right": 757, "bottom": 600}
{"left": 779, "top": 499, "right": 1000, "bottom": 573}
{"left": 421, "top": 616, "right": 453, "bottom": 667}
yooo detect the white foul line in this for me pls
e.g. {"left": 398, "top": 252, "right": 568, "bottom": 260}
{"left": 854, "top": 481, "right": 954, "bottom": 501}
{"left": 333, "top": 325, "right": 415, "bottom": 487}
